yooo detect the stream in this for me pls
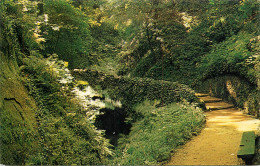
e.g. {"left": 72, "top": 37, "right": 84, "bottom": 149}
{"left": 60, "top": 69, "right": 131, "bottom": 146}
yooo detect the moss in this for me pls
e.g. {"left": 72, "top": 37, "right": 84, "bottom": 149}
{"left": 72, "top": 69, "right": 200, "bottom": 112}
{"left": 0, "top": 51, "right": 40, "bottom": 165}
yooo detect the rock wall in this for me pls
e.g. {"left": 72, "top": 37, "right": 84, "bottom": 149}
{"left": 0, "top": 52, "right": 39, "bottom": 164}
{"left": 72, "top": 69, "right": 200, "bottom": 110}
{"left": 195, "top": 75, "right": 259, "bottom": 118}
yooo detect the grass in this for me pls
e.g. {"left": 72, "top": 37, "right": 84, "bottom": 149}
{"left": 111, "top": 100, "right": 205, "bottom": 165}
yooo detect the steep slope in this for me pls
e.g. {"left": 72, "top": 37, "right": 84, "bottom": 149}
{"left": 0, "top": 52, "right": 39, "bottom": 164}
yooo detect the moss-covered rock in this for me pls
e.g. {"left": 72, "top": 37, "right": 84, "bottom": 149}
{"left": 72, "top": 69, "right": 200, "bottom": 112}
{"left": 0, "top": 52, "right": 39, "bottom": 164}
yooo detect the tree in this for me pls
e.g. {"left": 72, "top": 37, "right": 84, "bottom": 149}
{"left": 41, "top": 0, "right": 92, "bottom": 68}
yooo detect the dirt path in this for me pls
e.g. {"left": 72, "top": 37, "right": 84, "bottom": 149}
{"left": 167, "top": 93, "right": 260, "bottom": 165}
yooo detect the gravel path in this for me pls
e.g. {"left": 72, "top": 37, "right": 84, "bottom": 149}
{"left": 168, "top": 93, "right": 260, "bottom": 165}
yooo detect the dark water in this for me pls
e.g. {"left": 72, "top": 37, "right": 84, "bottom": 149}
{"left": 95, "top": 107, "right": 132, "bottom": 146}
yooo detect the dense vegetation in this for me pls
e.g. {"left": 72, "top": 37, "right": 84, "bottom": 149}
{"left": 22, "top": 55, "right": 112, "bottom": 164}
{"left": 1, "top": 1, "right": 112, "bottom": 164}
{"left": 0, "top": 0, "right": 259, "bottom": 165}
{"left": 112, "top": 101, "right": 205, "bottom": 165}
{"left": 115, "top": 0, "right": 259, "bottom": 85}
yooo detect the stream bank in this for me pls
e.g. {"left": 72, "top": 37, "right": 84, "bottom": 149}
{"left": 72, "top": 82, "right": 131, "bottom": 146}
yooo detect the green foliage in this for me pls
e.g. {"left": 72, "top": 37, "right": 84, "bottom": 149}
{"left": 90, "top": 57, "right": 121, "bottom": 76}
{"left": 21, "top": 55, "right": 112, "bottom": 165}
{"left": 131, "top": 50, "right": 160, "bottom": 77}
{"left": 42, "top": 0, "right": 92, "bottom": 68}
{"left": 238, "top": 0, "right": 259, "bottom": 20}
{"left": 41, "top": 0, "right": 122, "bottom": 69}
{"left": 117, "top": 0, "right": 259, "bottom": 88}
{"left": 199, "top": 32, "right": 258, "bottom": 84}
{"left": 1, "top": 0, "right": 260, "bottom": 164}
{"left": 0, "top": 2, "right": 41, "bottom": 164}
{"left": 128, "top": 24, "right": 211, "bottom": 85}
{"left": 88, "top": 23, "right": 121, "bottom": 70}
{"left": 175, "top": 0, "right": 208, "bottom": 16}
{"left": 0, "top": 0, "right": 39, "bottom": 58}
{"left": 108, "top": 0, "right": 188, "bottom": 75}
{"left": 196, "top": 1, "right": 242, "bottom": 43}
{"left": 112, "top": 100, "right": 205, "bottom": 165}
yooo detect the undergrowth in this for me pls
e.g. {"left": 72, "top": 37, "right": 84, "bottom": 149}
{"left": 21, "top": 54, "right": 112, "bottom": 165}
{"left": 111, "top": 100, "right": 205, "bottom": 165}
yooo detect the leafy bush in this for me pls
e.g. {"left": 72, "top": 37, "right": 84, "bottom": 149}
{"left": 42, "top": 0, "right": 92, "bottom": 68}
{"left": 131, "top": 50, "right": 160, "bottom": 77}
{"left": 112, "top": 100, "right": 205, "bottom": 165}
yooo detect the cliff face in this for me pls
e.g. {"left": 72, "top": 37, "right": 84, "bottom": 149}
{"left": 0, "top": 52, "right": 39, "bottom": 165}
